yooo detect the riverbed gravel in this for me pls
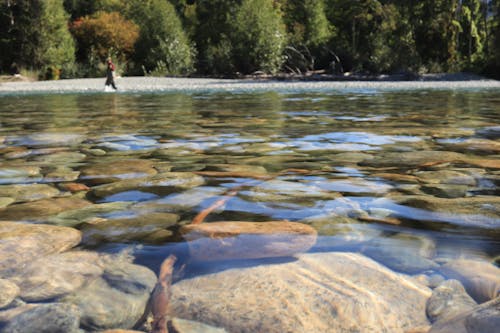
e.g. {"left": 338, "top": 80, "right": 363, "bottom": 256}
{"left": 1, "top": 76, "right": 500, "bottom": 95}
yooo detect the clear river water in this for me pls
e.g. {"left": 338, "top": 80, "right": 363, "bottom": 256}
{"left": 0, "top": 85, "right": 498, "bottom": 331}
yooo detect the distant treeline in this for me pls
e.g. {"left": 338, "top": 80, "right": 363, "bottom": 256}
{"left": 1, "top": 0, "right": 500, "bottom": 79}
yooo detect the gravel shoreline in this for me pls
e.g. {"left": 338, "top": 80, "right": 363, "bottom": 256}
{"left": 1, "top": 76, "right": 500, "bottom": 95}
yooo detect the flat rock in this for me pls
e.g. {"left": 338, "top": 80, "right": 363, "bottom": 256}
{"left": 90, "top": 172, "right": 205, "bottom": 198}
{"left": 10, "top": 251, "right": 103, "bottom": 302}
{"left": 426, "top": 279, "right": 478, "bottom": 323}
{"left": 0, "top": 222, "right": 81, "bottom": 277}
{"left": 46, "top": 201, "right": 132, "bottom": 227}
{"left": 360, "top": 151, "right": 467, "bottom": 168}
{"left": 429, "top": 297, "right": 500, "bottom": 333}
{"left": 0, "top": 197, "right": 92, "bottom": 220}
{"left": 0, "top": 184, "right": 60, "bottom": 203}
{"left": 0, "top": 279, "right": 19, "bottom": 309}
{"left": 168, "top": 317, "right": 227, "bottom": 333}
{"left": 169, "top": 252, "right": 431, "bottom": 333}
{"left": 62, "top": 259, "right": 157, "bottom": 330}
{"left": 81, "top": 212, "right": 179, "bottom": 245}
{"left": 80, "top": 159, "right": 157, "bottom": 185}
{"left": 439, "top": 259, "right": 500, "bottom": 303}
{"left": 180, "top": 221, "right": 317, "bottom": 261}
{"left": 361, "top": 233, "right": 438, "bottom": 274}
{"left": 1, "top": 302, "right": 81, "bottom": 333}
{"left": 414, "top": 170, "right": 476, "bottom": 185}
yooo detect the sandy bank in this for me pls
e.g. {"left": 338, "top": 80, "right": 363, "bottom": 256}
{"left": 1, "top": 76, "right": 499, "bottom": 95}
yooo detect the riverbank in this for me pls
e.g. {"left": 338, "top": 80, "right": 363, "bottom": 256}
{"left": 0, "top": 74, "right": 499, "bottom": 95}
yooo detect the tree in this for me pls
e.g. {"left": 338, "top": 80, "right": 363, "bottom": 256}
{"left": 0, "top": 0, "right": 75, "bottom": 78}
{"left": 281, "top": 0, "right": 335, "bottom": 72}
{"left": 125, "top": 0, "right": 195, "bottom": 75}
{"left": 70, "top": 11, "right": 139, "bottom": 64}
{"left": 229, "top": 0, "right": 287, "bottom": 74}
{"left": 458, "top": 0, "right": 484, "bottom": 67}
{"left": 194, "top": 0, "right": 237, "bottom": 75}
{"left": 38, "top": 0, "right": 76, "bottom": 77}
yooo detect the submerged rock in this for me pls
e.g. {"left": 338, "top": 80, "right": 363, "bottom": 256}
{"left": 0, "top": 279, "right": 19, "bottom": 309}
{"left": 1, "top": 303, "right": 81, "bottom": 333}
{"left": 361, "top": 233, "right": 438, "bottom": 274}
{"left": 0, "top": 184, "right": 60, "bottom": 203}
{"left": 62, "top": 259, "right": 156, "bottom": 330}
{"left": 439, "top": 259, "right": 500, "bottom": 303}
{"left": 181, "top": 221, "right": 317, "bottom": 261}
{"left": 10, "top": 251, "right": 103, "bottom": 302}
{"left": 0, "top": 197, "right": 92, "bottom": 221}
{"left": 0, "top": 222, "right": 81, "bottom": 277}
{"left": 80, "top": 159, "right": 157, "bottom": 185}
{"left": 168, "top": 317, "right": 227, "bottom": 333}
{"left": 81, "top": 212, "right": 179, "bottom": 245}
{"left": 169, "top": 252, "right": 431, "bottom": 333}
{"left": 90, "top": 172, "right": 205, "bottom": 198}
{"left": 426, "top": 279, "right": 478, "bottom": 323}
{"left": 429, "top": 297, "right": 500, "bottom": 333}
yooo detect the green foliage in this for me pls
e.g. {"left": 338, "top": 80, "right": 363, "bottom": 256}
{"left": 194, "top": 0, "right": 237, "bottom": 75}
{"left": 3, "top": 0, "right": 500, "bottom": 78}
{"left": 38, "top": 0, "right": 76, "bottom": 78}
{"left": 229, "top": 0, "right": 287, "bottom": 74}
{"left": 125, "top": 0, "right": 195, "bottom": 76}
{"left": 0, "top": 0, "right": 75, "bottom": 78}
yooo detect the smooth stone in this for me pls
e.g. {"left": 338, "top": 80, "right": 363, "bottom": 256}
{"left": 0, "top": 222, "right": 81, "bottom": 277}
{"left": 202, "top": 163, "right": 268, "bottom": 175}
{"left": 0, "top": 197, "right": 14, "bottom": 208}
{"left": 10, "top": 251, "right": 103, "bottom": 302}
{"left": 62, "top": 259, "right": 156, "bottom": 330}
{"left": 361, "top": 233, "right": 438, "bottom": 274}
{"left": 242, "top": 179, "right": 340, "bottom": 202}
{"left": 135, "top": 187, "right": 225, "bottom": 212}
{"left": 0, "top": 197, "right": 93, "bottom": 220}
{"left": 439, "top": 259, "right": 500, "bottom": 303}
{"left": 329, "top": 152, "right": 374, "bottom": 164}
{"left": 372, "top": 172, "right": 420, "bottom": 183}
{"left": 90, "top": 172, "right": 205, "bottom": 198}
{"left": 81, "top": 212, "right": 179, "bottom": 245}
{"left": 44, "top": 167, "right": 80, "bottom": 182}
{"left": 57, "top": 182, "right": 90, "bottom": 193}
{"left": 0, "top": 184, "right": 60, "bottom": 203}
{"left": 0, "top": 166, "right": 40, "bottom": 179}
{"left": 426, "top": 279, "right": 478, "bottom": 323}
{"left": 169, "top": 252, "right": 431, "bottom": 333}
{"left": 0, "top": 279, "right": 19, "bottom": 309}
{"left": 46, "top": 201, "right": 132, "bottom": 227}
{"left": 429, "top": 297, "right": 500, "bottom": 333}
{"left": 6, "top": 133, "right": 83, "bottom": 147}
{"left": 420, "top": 184, "right": 470, "bottom": 198}
{"left": 440, "top": 138, "right": 500, "bottom": 153}
{"left": 32, "top": 151, "right": 86, "bottom": 165}
{"left": 1, "top": 303, "right": 81, "bottom": 333}
{"left": 317, "top": 178, "right": 393, "bottom": 195}
{"left": 395, "top": 195, "right": 500, "bottom": 221}
{"left": 168, "top": 317, "right": 227, "bottom": 333}
{"left": 414, "top": 170, "right": 476, "bottom": 185}
{"left": 360, "top": 151, "right": 467, "bottom": 168}
{"left": 180, "top": 221, "right": 317, "bottom": 261}
{"left": 80, "top": 159, "right": 157, "bottom": 185}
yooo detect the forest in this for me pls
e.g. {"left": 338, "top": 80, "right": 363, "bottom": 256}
{"left": 1, "top": 0, "right": 500, "bottom": 80}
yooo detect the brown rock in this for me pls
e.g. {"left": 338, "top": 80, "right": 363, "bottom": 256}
{"left": 58, "top": 182, "right": 90, "bottom": 193}
{"left": 0, "top": 222, "right": 81, "bottom": 276}
{"left": 181, "top": 221, "right": 317, "bottom": 261}
{"left": 439, "top": 259, "right": 500, "bottom": 303}
{"left": 80, "top": 159, "right": 157, "bottom": 185}
{"left": 170, "top": 252, "right": 431, "bottom": 333}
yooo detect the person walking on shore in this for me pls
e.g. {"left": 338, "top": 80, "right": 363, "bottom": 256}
{"left": 105, "top": 57, "right": 117, "bottom": 90}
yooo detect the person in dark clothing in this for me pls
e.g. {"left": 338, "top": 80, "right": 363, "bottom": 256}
{"left": 105, "top": 57, "right": 117, "bottom": 90}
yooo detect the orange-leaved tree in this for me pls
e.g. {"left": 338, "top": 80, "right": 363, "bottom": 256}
{"left": 71, "top": 11, "right": 139, "bottom": 66}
